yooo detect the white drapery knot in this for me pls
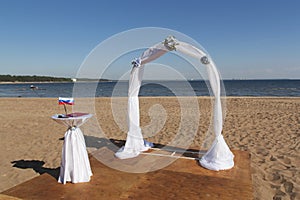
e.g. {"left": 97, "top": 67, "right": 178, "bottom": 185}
{"left": 163, "top": 35, "right": 178, "bottom": 51}
{"left": 200, "top": 56, "right": 210, "bottom": 65}
{"left": 67, "top": 126, "right": 77, "bottom": 131}
{"left": 131, "top": 58, "right": 141, "bottom": 68}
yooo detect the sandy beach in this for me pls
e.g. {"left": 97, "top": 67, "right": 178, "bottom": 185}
{"left": 0, "top": 97, "right": 299, "bottom": 200}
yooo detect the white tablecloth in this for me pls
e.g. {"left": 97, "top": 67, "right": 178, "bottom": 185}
{"left": 52, "top": 114, "right": 93, "bottom": 184}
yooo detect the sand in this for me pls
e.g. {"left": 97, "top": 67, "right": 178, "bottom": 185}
{"left": 0, "top": 97, "right": 299, "bottom": 200}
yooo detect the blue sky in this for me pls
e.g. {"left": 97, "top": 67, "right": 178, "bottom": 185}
{"left": 0, "top": 0, "right": 299, "bottom": 79}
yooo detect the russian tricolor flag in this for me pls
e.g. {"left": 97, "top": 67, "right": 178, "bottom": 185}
{"left": 58, "top": 97, "right": 74, "bottom": 105}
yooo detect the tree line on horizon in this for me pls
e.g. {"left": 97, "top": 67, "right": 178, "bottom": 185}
{"left": 0, "top": 75, "right": 72, "bottom": 82}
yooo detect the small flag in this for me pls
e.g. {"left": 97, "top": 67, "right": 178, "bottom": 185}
{"left": 58, "top": 97, "right": 74, "bottom": 105}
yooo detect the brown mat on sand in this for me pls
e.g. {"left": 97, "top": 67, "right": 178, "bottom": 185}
{"left": 2, "top": 149, "right": 252, "bottom": 200}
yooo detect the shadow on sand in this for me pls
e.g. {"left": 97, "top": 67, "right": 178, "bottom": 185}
{"left": 84, "top": 135, "right": 204, "bottom": 159}
{"left": 11, "top": 160, "right": 60, "bottom": 180}
{"left": 11, "top": 135, "right": 204, "bottom": 176}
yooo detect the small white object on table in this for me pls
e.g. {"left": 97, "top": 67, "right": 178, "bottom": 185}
{"left": 51, "top": 113, "right": 93, "bottom": 184}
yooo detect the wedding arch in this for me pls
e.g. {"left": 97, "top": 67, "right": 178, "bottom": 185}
{"left": 115, "top": 36, "right": 234, "bottom": 171}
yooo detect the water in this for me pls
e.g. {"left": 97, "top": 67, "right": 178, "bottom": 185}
{"left": 0, "top": 80, "right": 299, "bottom": 98}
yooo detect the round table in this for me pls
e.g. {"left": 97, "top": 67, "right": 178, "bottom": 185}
{"left": 52, "top": 113, "right": 93, "bottom": 184}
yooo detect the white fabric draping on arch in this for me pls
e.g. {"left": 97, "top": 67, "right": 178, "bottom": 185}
{"left": 115, "top": 36, "right": 234, "bottom": 171}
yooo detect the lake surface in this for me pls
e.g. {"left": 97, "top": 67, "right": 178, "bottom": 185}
{"left": 0, "top": 80, "right": 299, "bottom": 98}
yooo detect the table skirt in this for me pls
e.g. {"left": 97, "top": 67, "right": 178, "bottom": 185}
{"left": 58, "top": 127, "right": 92, "bottom": 184}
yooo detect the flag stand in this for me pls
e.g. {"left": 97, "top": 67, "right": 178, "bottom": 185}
{"left": 63, "top": 104, "right": 68, "bottom": 116}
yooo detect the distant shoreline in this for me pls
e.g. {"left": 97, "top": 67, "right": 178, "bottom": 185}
{"left": 0, "top": 80, "right": 113, "bottom": 84}
{"left": 1, "top": 79, "right": 299, "bottom": 84}
{"left": 0, "top": 81, "right": 73, "bottom": 84}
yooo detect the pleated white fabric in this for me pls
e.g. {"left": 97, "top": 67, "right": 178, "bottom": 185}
{"left": 176, "top": 41, "right": 234, "bottom": 170}
{"left": 199, "top": 135, "right": 234, "bottom": 171}
{"left": 115, "top": 36, "right": 234, "bottom": 171}
{"left": 52, "top": 114, "right": 93, "bottom": 183}
{"left": 115, "top": 43, "right": 168, "bottom": 159}
{"left": 59, "top": 127, "right": 92, "bottom": 184}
